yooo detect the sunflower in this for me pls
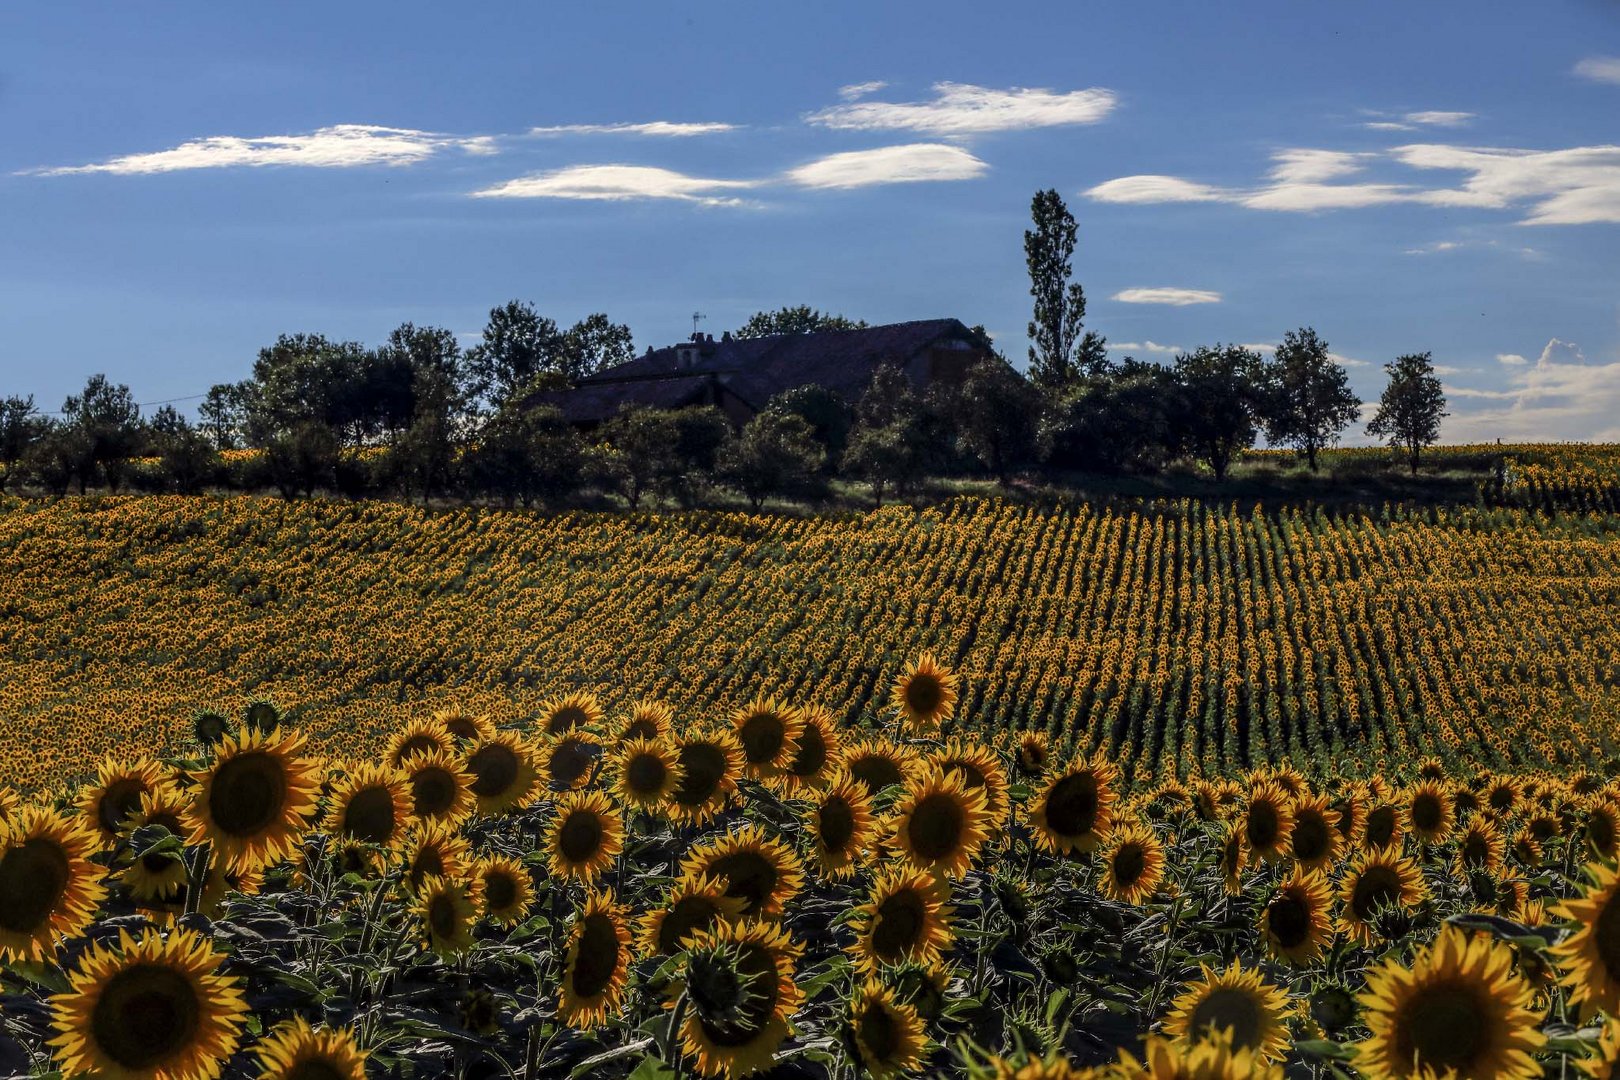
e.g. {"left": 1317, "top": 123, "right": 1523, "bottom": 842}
{"left": 777, "top": 706, "right": 844, "bottom": 793}
{"left": 1218, "top": 821, "right": 1248, "bottom": 896}
{"left": 929, "top": 737, "right": 1011, "bottom": 825}
{"left": 402, "top": 748, "right": 477, "bottom": 826}
{"left": 680, "top": 824, "right": 805, "bottom": 919}
{"left": 49, "top": 927, "right": 245, "bottom": 1080}
{"left": 1511, "top": 826, "right": 1544, "bottom": 868}
{"left": 1029, "top": 753, "right": 1118, "bottom": 855}
{"left": 1588, "top": 797, "right": 1620, "bottom": 860}
{"left": 806, "top": 769, "right": 877, "bottom": 878}
{"left": 1241, "top": 782, "right": 1295, "bottom": 867}
{"left": 731, "top": 697, "right": 805, "bottom": 778}
{"left": 888, "top": 768, "right": 992, "bottom": 879}
{"left": 198, "top": 860, "right": 263, "bottom": 920}
{"left": 403, "top": 819, "right": 472, "bottom": 892}
{"left": 890, "top": 653, "right": 959, "bottom": 732}
{"left": 843, "top": 737, "right": 924, "bottom": 798}
{"left": 639, "top": 874, "right": 746, "bottom": 957}
{"left": 614, "top": 737, "right": 683, "bottom": 811}
{"left": 1162, "top": 961, "right": 1292, "bottom": 1063}
{"left": 417, "top": 874, "right": 481, "bottom": 959}
{"left": 1484, "top": 774, "right": 1522, "bottom": 818}
{"left": 1337, "top": 848, "right": 1426, "bottom": 947}
{"left": 324, "top": 762, "right": 412, "bottom": 847}
{"left": 79, "top": 757, "right": 167, "bottom": 844}
{"left": 541, "top": 732, "right": 602, "bottom": 793}
{"left": 1100, "top": 823, "right": 1166, "bottom": 905}
{"left": 852, "top": 865, "right": 954, "bottom": 974}
{"left": 546, "top": 788, "right": 625, "bottom": 884}
{"left": 0, "top": 805, "right": 107, "bottom": 962}
{"left": 1469, "top": 869, "right": 1529, "bottom": 920}
{"left": 1191, "top": 780, "right": 1224, "bottom": 823}
{"left": 618, "top": 700, "right": 675, "bottom": 744}
{"left": 558, "top": 889, "right": 632, "bottom": 1029}
{"left": 1259, "top": 866, "right": 1334, "bottom": 966}
{"left": 254, "top": 1018, "right": 367, "bottom": 1080}
{"left": 186, "top": 725, "right": 320, "bottom": 871}
{"left": 670, "top": 728, "right": 745, "bottom": 827}
{"left": 1114, "top": 1032, "right": 1282, "bottom": 1080}
{"left": 1404, "top": 780, "right": 1455, "bottom": 846}
{"left": 1361, "top": 801, "right": 1405, "bottom": 853}
{"left": 117, "top": 784, "right": 192, "bottom": 906}
{"left": 465, "top": 730, "right": 541, "bottom": 815}
{"left": 1456, "top": 817, "right": 1507, "bottom": 875}
{"left": 538, "top": 691, "right": 604, "bottom": 738}
{"left": 1453, "top": 785, "right": 1481, "bottom": 819}
{"left": 474, "top": 855, "right": 535, "bottom": 927}
{"left": 1355, "top": 925, "right": 1544, "bottom": 1080}
{"left": 1555, "top": 860, "right": 1620, "bottom": 1017}
{"left": 436, "top": 709, "right": 495, "bottom": 744}
{"left": 1287, "top": 793, "right": 1344, "bottom": 871}
{"left": 677, "top": 919, "right": 802, "bottom": 1079}
{"left": 384, "top": 717, "right": 453, "bottom": 768}
{"left": 1013, "top": 732, "right": 1051, "bottom": 779}
{"left": 849, "top": 981, "right": 926, "bottom": 1079}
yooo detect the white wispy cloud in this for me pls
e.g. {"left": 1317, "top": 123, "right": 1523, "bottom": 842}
{"left": 1111, "top": 287, "right": 1222, "bottom": 306}
{"left": 1362, "top": 110, "right": 1476, "bottom": 132}
{"left": 471, "top": 165, "right": 758, "bottom": 205}
{"left": 838, "top": 81, "right": 889, "bottom": 101}
{"left": 528, "top": 121, "right": 737, "bottom": 137}
{"left": 784, "top": 143, "right": 988, "bottom": 189}
{"left": 25, "top": 124, "right": 493, "bottom": 176}
{"left": 1405, "top": 240, "right": 1463, "bottom": 255}
{"left": 1086, "top": 143, "right": 1620, "bottom": 225}
{"left": 806, "top": 81, "right": 1117, "bottom": 136}
{"left": 1497, "top": 352, "right": 1530, "bottom": 366}
{"left": 1574, "top": 56, "right": 1620, "bottom": 85}
{"left": 1445, "top": 338, "right": 1620, "bottom": 441}
{"left": 1109, "top": 340, "right": 1182, "bottom": 355}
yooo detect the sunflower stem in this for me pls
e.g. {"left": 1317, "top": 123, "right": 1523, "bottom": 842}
{"left": 183, "top": 841, "right": 213, "bottom": 917}
{"left": 660, "top": 989, "right": 688, "bottom": 1067}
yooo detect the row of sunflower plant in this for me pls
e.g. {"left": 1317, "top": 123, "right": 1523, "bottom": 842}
{"left": 4, "top": 655, "right": 1620, "bottom": 1078}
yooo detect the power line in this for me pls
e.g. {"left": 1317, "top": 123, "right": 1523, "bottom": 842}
{"left": 39, "top": 391, "right": 210, "bottom": 417}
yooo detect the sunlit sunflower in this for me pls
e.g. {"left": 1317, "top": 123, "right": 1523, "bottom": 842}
{"left": 1588, "top": 797, "right": 1620, "bottom": 860}
{"left": 1337, "top": 848, "right": 1426, "bottom": 947}
{"left": 1288, "top": 793, "right": 1344, "bottom": 871}
{"left": 1013, "top": 731, "right": 1051, "bottom": 779}
{"left": 475, "top": 855, "right": 535, "bottom": 927}
{"left": 843, "top": 737, "right": 925, "bottom": 799}
{"left": 49, "top": 927, "right": 245, "bottom": 1080}
{"left": 541, "top": 731, "right": 602, "bottom": 793}
{"left": 1259, "top": 866, "right": 1334, "bottom": 966}
{"left": 1191, "top": 780, "right": 1224, "bottom": 823}
{"left": 888, "top": 768, "right": 992, "bottom": 879}
{"left": 806, "top": 769, "right": 877, "bottom": 878}
{"left": 618, "top": 700, "right": 675, "bottom": 744}
{"left": 1580, "top": 1017, "right": 1620, "bottom": 1080}
{"left": 403, "top": 819, "right": 472, "bottom": 892}
{"left": 1456, "top": 817, "right": 1507, "bottom": 875}
{"left": 891, "top": 652, "right": 959, "bottom": 733}
{"left": 186, "top": 725, "right": 319, "bottom": 871}
{"left": 677, "top": 919, "right": 802, "bottom": 1079}
{"left": 681, "top": 824, "right": 805, "bottom": 919}
{"left": 1361, "top": 800, "right": 1404, "bottom": 853}
{"left": 435, "top": 709, "right": 494, "bottom": 744}
{"left": 1555, "top": 860, "right": 1620, "bottom": 1018}
{"left": 0, "top": 805, "right": 107, "bottom": 962}
{"left": 324, "top": 762, "right": 412, "bottom": 848}
{"left": 117, "top": 784, "right": 192, "bottom": 907}
{"left": 1218, "top": 821, "right": 1248, "bottom": 896}
{"left": 1241, "top": 782, "right": 1295, "bottom": 867}
{"left": 614, "top": 737, "right": 683, "bottom": 812}
{"left": 849, "top": 981, "right": 926, "bottom": 1079}
{"left": 385, "top": 717, "right": 453, "bottom": 768}
{"left": 852, "top": 865, "right": 954, "bottom": 974}
{"left": 777, "top": 705, "right": 845, "bottom": 793}
{"left": 1404, "top": 780, "right": 1455, "bottom": 846}
{"left": 79, "top": 757, "right": 167, "bottom": 844}
{"left": 1029, "top": 753, "right": 1118, "bottom": 855}
{"left": 1511, "top": 826, "right": 1544, "bottom": 868}
{"left": 254, "top": 1018, "right": 367, "bottom": 1080}
{"left": 1162, "top": 961, "right": 1292, "bottom": 1063}
{"left": 402, "top": 748, "right": 476, "bottom": 826}
{"left": 417, "top": 874, "right": 481, "bottom": 959}
{"left": 1356, "top": 925, "right": 1544, "bottom": 1080}
{"left": 639, "top": 874, "right": 746, "bottom": 957}
{"left": 558, "top": 889, "right": 632, "bottom": 1029}
{"left": 929, "top": 737, "right": 1011, "bottom": 825}
{"left": 538, "top": 691, "right": 604, "bottom": 738}
{"left": 1113, "top": 1031, "right": 1282, "bottom": 1080}
{"left": 546, "top": 788, "right": 625, "bottom": 884}
{"left": 465, "top": 730, "right": 541, "bottom": 815}
{"left": 731, "top": 697, "right": 805, "bottom": 779}
{"left": 670, "top": 728, "right": 746, "bottom": 826}
{"left": 1484, "top": 774, "right": 1522, "bottom": 818}
{"left": 1100, "top": 823, "right": 1166, "bottom": 905}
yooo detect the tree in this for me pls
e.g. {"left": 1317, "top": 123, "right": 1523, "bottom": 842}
{"left": 62, "top": 374, "right": 142, "bottom": 492}
{"left": 842, "top": 365, "right": 930, "bottom": 504}
{"left": 1040, "top": 360, "right": 1179, "bottom": 474}
{"left": 719, "top": 412, "right": 826, "bottom": 511}
{"left": 597, "top": 407, "right": 681, "bottom": 510}
{"left": 734, "top": 306, "right": 867, "bottom": 339}
{"left": 0, "top": 395, "right": 45, "bottom": 491}
{"left": 373, "top": 323, "right": 471, "bottom": 442}
{"left": 264, "top": 422, "right": 340, "bottom": 499}
{"left": 246, "top": 334, "right": 373, "bottom": 445}
{"left": 1171, "top": 345, "right": 1264, "bottom": 482}
{"left": 1025, "top": 189, "right": 1106, "bottom": 391}
{"left": 950, "top": 357, "right": 1042, "bottom": 485}
{"left": 466, "top": 404, "right": 584, "bottom": 508}
{"left": 1259, "top": 328, "right": 1362, "bottom": 472}
{"left": 666, "top": 406, "right": 731, "bottom": 507}
{"left": 765, "top": 386, "right": 854, "bottom": 473}
{"left": 466, "top": 301, "right": 564, "bottom": 409}
{"left": 199, "top": 383, "right": 255, "bottom": 450}
{"left": 149, "top": 410, "right": 220, "bottom": 494}
{"left": 560, "top": 314, "right": 634, "bottom": 383}
{"left": 1367, "top": 352, "right": 1447, "bottom": 475}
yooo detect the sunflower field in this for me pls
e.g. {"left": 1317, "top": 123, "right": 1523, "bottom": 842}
{"left": 7, "top": 666, "right": 1620, "bottom": 1078}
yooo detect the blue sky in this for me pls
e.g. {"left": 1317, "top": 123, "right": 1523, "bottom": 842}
{"left": 3, "top": 1, "right": 1619, "bottom": 441}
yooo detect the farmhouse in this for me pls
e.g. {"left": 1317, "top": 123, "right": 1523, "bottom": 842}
{"left": 531, "top": 317, "right": 993, "bottom": 427}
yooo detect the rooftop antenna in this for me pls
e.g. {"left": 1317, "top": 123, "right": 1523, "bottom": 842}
{"left": 691, "top": 311, "right": 706, "bottom": 336}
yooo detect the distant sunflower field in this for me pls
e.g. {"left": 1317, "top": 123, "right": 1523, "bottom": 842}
{"left": 7, "top": 664, "right": 1620, "bottom": 1077}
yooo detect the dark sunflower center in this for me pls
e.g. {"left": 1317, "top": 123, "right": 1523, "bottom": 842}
{"left": 411, "top": 769, "right": 457, "bottom": 817}
{"left": 849, "top": 755, "right": 903, "bottom": 794}
{"left": 341, "top": 786, "right": 399, "bottom": 844}
{"left": 907, "top": 793, "right": 966, "bottom": 862}
{"left": 547, "top": 706, "right": 588, "bottom": 736}
{"left": 857, "top": 999, "right": 901, "bottom": 1061}
{"left": 1112, "top": 843, "right": 1146, "bottom": 888}
{"left": 1488, "top": 786, "right": 1515, "bottom": 812}
{"left": 1393, "top": 981, "right": 1489, "bottom": 1071}
{"left": 1365, "top": 806, "right": 1398, "bottom": 848}
{"left": 208, "top": 751, "right": 288, "bottom": 838}
{"left": 1351, "top": 865, "right": 1401, "bottom": 921}
{"left": 1530, "top": 817, "right": 1557, "bottom": 841}
{"left": 872, "top": 890, "right": 926, "bottom": 961}
{"left": 558, "top": 810, "right": 604, "bottom": 864}
{"left": 1461, "top": 833, "right": 1490, "bottom": 867}
{"left": 98, "top": 779, "right": 148, "bottom": 836}
{"left": 738, "top": 714, "right": 788, "bottom": 765}
{"left": 904, "top": 675, "right": 944, "bottom": 717}
{"left": 1292, "top": 812, "right": 1330, "bottom": 862}
{"left": 411, "top": 847, "right": 446, "bottom": 888}
{"left": 1017, "top": 743, "right": 1047, "bottom": 775}
{"left": 626, "top": 753, "right": 669, "bottom": 796}
{"left": 658, "top": 895, "right": 720, "bottom": 954}
{"left": 708, "top": 851, "right": 776, "bottom": 916}
{"left": 1044, "top": 774, "right": 1099, "bottom": 836}
{"left": 429, "top": 891, "right": 461, "bottom": 939}
{"left": 1593, "top": 813, "right": 1617, "bottom": 853}
{"left": 485, "top": 873, "right": 517, "bottom": 911}
{"left": 1412, "top": 794, "right": 1443, "bottom": 832}
{"left": 548, "top": 743, "right": 593, "bottom": 789}
{"left": 395, "top": 734, "right": 440, "bottom": 764}
{"left": 623, "top": 720, "right": 660, "bottom": 742}
{"left": 675, "top": 743, "right": 726, "bottom": 806}
{"left": 90, "top": 964, "right": 202, "bottom": 1071}
{"left": 819, "top": 797, "right": 856, "bottom": 854}
{"left": 1330, "top": 800, "right": 1356, "bottom": 837}
{"left": 444, "top": 719, "right": 480, "bottom": 741}
{"left": 570, "top": 913, "right": 621, "bottom": 999}
{"left": 1266, "top": 893, "right": 1311, "bottom": 948}
{"left": 1245, "top": 800, "right": 1280, "bottom": 851}
{"left": 468, "top": 745, "right": 519, "bottom": 796}
{"left": 788, "top": 723, "right": 828, "bottom": 778}
{"left": 0, "top": 838, "right": 70, "bottom": 933}
{"left": 284, "top": 1060, "right": 351, "bottom": 1080}
{"left": 1188, "top": 988, "right": 1263, "bottom": 1052}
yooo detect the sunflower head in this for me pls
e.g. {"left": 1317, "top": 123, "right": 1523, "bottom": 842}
{"left": 928, "top": 737, "right": 1010, "bottom": 825}
{"left": 401, "top": 747, "right": 476, "bottom": 826}
{"left": 842, "top": 737, "right": 923, "bottom": 800}
{"left": 1099, "top": 823, "right": 1165, "bottom": 905}
{"left": 559, "top": 889, "right": 632, "bottom": 1029}
{"left": 537, "top": 691, "right": 604, "bottom": 739}
{"left": 1555, "top": 860, "right": 1620, "bottom": 1018}
{"left": 1588, "top": 797, "right": 1620, "bottom": 860}
{"left": 324, "top": 762, "right": 412, "bottom": 847}
{"left": 1287, "top": 794, "right": 1344, "bottom": 870}
{"left": 187, "top": 725, "right": 320, "bottom": 871}
{"left": 1405, "top": 780, "right": 1455, "bottom": 845}
{"left": 680, "top": 824, "right": 806, "bottom": 920}
{"left": 777, "top": 705, "right": 844, "bottom": 794}
{"left": 618, "top": 700, "right": 675, "bottom": 744}
{"left": 1259, "top": 867, "right": 1334, "bottom": 966}
{"left": 542, "top": 732, "right": 602, "bottom": 793}
{"left": 1162, "top": 961, "right": 1292, "bottom": 1063}
{"left": 615, "top": 737, "right": 683, "bottom": 811}
{"left": 678, "top": 919, "right": 803, "bottom": 1079}
{"left": 384, "top": 717, "right": 453, "bottom": 770}
{"left": 254, "top": 1018, "right": 367, "bottom": 1080}
{"left": 465, "top": 731, "right": 541, "bottom": 815}
{"left": 0, "top": 805, "right": 107, "bottom": 962}
{"left": 1029, "top": 753, "right": 1118, "bottom": 855}
{"left": 417, "top": 875, "right": 481, "bottom": 959}
{"left": 79, "top": 757, "right": 167, "bottom": 843}
{"left": 435, "top": 709, "right": 495, "bottom": 744}
{"left": 890, "top": 653, "right": 959, "bottom": 733}
{"left": 670, "top": 728, "right": 745, "bottom": 826}
{"left": 639, "top": 873, "right": 746, "bottom": 957}
{"left": 731, "top": 697, "right": 805, "bottom": 778}
{"left": 888, "top": 767, "right": 992, "bottom": 879}
{"left": 1217, "top": 821, "right": 1247, "bottom": 896}
{"left": 853, "top": 864, "right": 954, "bottom": 974}
{"left": 1456, "top": 818, "right": 1507, "bottom": 875}
{"left": 403, "top": 819, "right": 471, "bottom": 893}
{"left": 1338, "top": 848, "right": 1426, "bottom": 946}
{"left": 192, "top": 709, "right": 233, "bottom": 749}
{"left": 546, "top": 789, "right": 624, "bottom": 884}
{"left": 848, "top": 981, "right": 926, "bottom": 1080}
{"left": 807, "top": 769, "right": 877, "bottom": 879}
{"left": 474, "top": 855, "right": 535, "bottom": 927}
{"left": 1241, "top": 781, "right": 1295, "bottom": 866}
{"left": 242, "top": 699, "right": 282, "bottom": 733}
